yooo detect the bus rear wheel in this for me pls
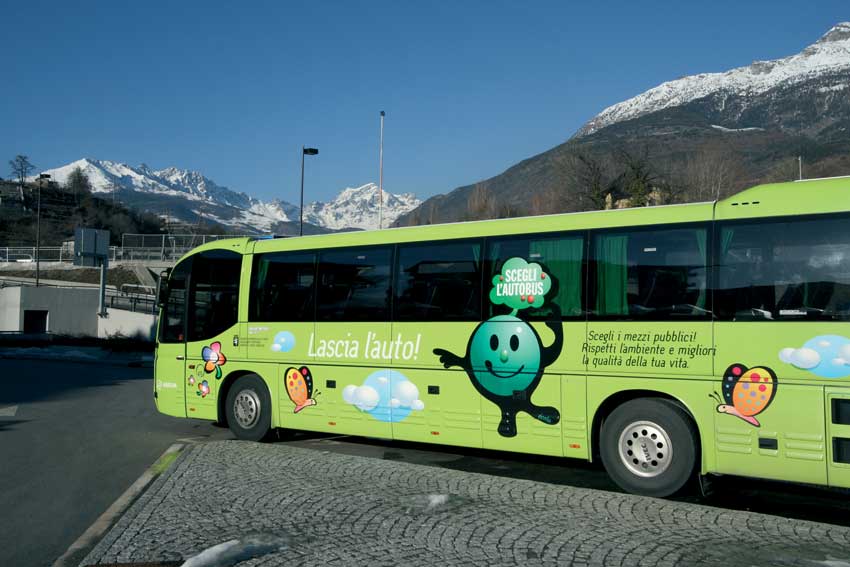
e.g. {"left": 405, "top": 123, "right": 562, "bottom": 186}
{"left": 225, "top": 374, "right": 272, "bottom": 442}
{"left": 600, "top": 398, "right": 697, "bottom": 497}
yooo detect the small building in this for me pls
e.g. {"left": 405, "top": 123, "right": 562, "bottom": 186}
{"left": 0, "top": 286, "right": 99, "bottom": 335}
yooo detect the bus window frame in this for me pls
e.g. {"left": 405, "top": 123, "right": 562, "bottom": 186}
{"left": 483, "top": 230, "right": 590, "bottom": 322}
{"left": 713, "top": 211, "right": 850, "bottom": 323}
{"left": 158, "top": 257, "right": 192, "bottom": 344}
{"left": 311, "top": 242, "right": 396, "bottom": 323}
{"left": 393, "top": 236, "right": 485, "bottom": 323}
{"left": 248, "top": 250, "right": 318, "bottom": 323}
{"left": 587, "top": 220, "right": 714, "bottom": 322}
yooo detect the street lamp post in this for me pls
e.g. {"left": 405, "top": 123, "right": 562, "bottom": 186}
{"left": 299, "top": 147, "right": 319, "bottom": 237}
{"left": 36, "top": 173, "right": 50, "bottom": 286}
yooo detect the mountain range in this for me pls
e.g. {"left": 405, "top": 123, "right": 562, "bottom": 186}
{"left": 37, "top": 159, "right": 420, "bottom": 234}
{"left": 395, "top": 22, "right": 850, "bottom": 226}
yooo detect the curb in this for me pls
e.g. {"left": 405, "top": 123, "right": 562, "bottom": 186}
{"left": 53, "top": 443, "right": 186, "bottom": 567}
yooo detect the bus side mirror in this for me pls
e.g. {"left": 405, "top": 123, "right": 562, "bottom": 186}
{"left": 157, "top": 268, "right": 172, "bottom": 307}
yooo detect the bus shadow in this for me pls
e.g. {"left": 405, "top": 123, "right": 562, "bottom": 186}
{"left": 0, "top": 357, "right": 153, "bottom": 407}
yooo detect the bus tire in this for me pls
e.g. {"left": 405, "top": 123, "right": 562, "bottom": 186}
{"left": 600, "top": 398, "right": 697, "bottom": 497}
{"left": 225, "top": 374, "right": 272, "bottom": 442}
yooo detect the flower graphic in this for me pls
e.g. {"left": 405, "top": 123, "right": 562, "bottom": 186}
{"left": 197, "top": 380, "right": 210, "bottom": 398}
{"left": 201, "top": 342, "right": 227, "bottom": 379}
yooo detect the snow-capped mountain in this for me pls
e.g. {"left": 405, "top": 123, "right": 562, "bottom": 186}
{"left": 303, "top": 183, "right": 420, "bottom": 230}
{"left": 577, "top": 22, "right": 850, "bottom": 137}
{"left": 37, "top": 159, "right": 419, "bottom": 233}
{"left": 397, "top": 22, "right": 850, "bottom": 227}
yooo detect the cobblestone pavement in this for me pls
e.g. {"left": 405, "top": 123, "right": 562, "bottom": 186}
{"left": 81, "top": 440, "right": 850, "bottom": 567}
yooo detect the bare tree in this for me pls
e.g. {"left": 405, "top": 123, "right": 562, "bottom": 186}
{"left": 618, "top": 148, "right": 657, "bottom": 207}
{"left": 680, "top": 143, "right": 744, "bottom": 201}
{"left": 569, "top": 152, "right": 617, "bottom": 211}
{"left": 466, "top": 183, "right": 495, "bottom": 220}
{"left": 66, "top": 166, "right": 92, "bottom": 206}
{"left": 9, "top": 155, "right": 35, "bottom": 186}
{"left": 9, "top": 155, "right": 35, "bottom": 202}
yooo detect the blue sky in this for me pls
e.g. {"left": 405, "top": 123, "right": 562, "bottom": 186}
{"left": 1, "top": 1, "right": 846, "bottom": 204}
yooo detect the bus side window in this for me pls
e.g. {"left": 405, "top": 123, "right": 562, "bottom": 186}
{"left": 250, "top": 252, "right": 316, "bottom": 322}
{"left": 160, "top": 259, "right": 190, "bottom": 343}
{"left": 591, "top": 225, "right": 710, "bottom": 320}
{"left": 395, "top": 240, "right": 482, "bottom": 321}
{"left": 317, "top": 246, "right": 392, "bottom": 322}
{"left": 716, "top": 215, "right": 850, "bottom": 321}
{"left": 188, "top": 250, "right": 242, "bottom": 341}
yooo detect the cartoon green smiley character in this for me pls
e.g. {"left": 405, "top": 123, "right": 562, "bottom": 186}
{"left": 434, "top": 257, "right": 563, "bottom": 437}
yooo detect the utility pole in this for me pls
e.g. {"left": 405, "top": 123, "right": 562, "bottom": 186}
{"left": 798, "top": 156, "right": 803, "bottom": 181}
{"left": 36, "top": 173, "right": 50, "bottom": 286}
{"left": 378, "top": 110, "right": 385, "bottom": 230}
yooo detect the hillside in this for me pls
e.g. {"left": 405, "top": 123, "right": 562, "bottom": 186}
{"left": 395, "top": 22, "right": 850, "bottom": 226}
{"left": 0, "top": 180, "right": 165, "bottom": 246}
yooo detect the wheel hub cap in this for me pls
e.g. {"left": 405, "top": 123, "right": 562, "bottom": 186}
{"left": 618, "top": 420, "right": 672, "bottom": 478}
{"left": 234, "top": 389, "right": 261, "bottom": 429}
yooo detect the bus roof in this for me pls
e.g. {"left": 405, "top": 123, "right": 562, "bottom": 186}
{"left": 716, "top": 175, "right": 850, "bottom": 220}
{"left": 183, "top": 175, "right": 849, "bottom": 258}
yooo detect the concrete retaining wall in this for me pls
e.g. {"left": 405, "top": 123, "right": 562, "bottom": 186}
{"left": 98, "top": 308, "right": 157, "bottom": 341}
{"left": 0, "top": 287, "right": 22, "bottom": 331}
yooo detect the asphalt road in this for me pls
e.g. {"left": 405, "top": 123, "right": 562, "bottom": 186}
{"left": 0, "top": 355, "right": 231, "bottom": 567}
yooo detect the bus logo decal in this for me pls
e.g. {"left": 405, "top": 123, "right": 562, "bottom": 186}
{"left": 711, "top": 363, "right": 777, "bottom": 427}
{"left": 433, "top": 256, "right": 563, "bottom": 438}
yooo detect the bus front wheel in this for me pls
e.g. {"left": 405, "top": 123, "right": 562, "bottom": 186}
{"left": 225, "top": 374, "right": 272, "bottom": 442}
{"left": 600, "top": 398, "right": 697, "bottom": 497}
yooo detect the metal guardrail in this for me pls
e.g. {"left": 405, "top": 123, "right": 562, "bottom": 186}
{"left": 1, "top": 233, "right": 254, "bottom": 264}
{"left": 0, "top": 245, "right": 194, "bottom": 263}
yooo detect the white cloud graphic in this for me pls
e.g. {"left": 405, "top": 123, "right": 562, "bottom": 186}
{"left": 779, "top": 346, "right": 821, "bottom": 369}
{"left": 839, "top": 344, "right": 850, "bottom": 361}
{"left": 391, "top": 380, "right": 422, "bottom": 409}
{"left": 819, "top": 340, "right": 832, "bottom": 348}
{"left": 342, "top": 384, "right": 380, "bottom": 411}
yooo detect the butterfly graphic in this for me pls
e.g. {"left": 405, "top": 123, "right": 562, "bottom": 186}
{"left": 711, "top": 363, "right": 777, "bottom": 427}
{"left": 285, "top": 366, "right": 318, "bottom": 413}
{"left": 201, "top": 342, "right": 227, "bottom": 379}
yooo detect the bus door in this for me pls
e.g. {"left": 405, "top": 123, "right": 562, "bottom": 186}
{"left": 710, "top": 216, "right": 850, "bottom": 485}
{"left": 183, "top": 250, "right": 244, "bottom": 422}
{"left": 155, "top": 259, "right": 190, "bottom": 418}
{"left": 310, "top": 246, "right": 394, "bottom": 439}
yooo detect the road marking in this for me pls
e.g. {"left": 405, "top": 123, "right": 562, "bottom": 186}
{"left": 52, "top": 443, "right": 186, "bottom": 567}
{"left": 0, "top": 405, "right": 18, "bottom": 417}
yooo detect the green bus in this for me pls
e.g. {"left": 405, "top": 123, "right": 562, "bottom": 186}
{"left": 154, "top": 176, "right": 850, "bottom": 497}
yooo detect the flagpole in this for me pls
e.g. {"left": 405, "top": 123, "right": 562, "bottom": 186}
{"left": 379, "top": 110, "right": 385, "bottom": 230}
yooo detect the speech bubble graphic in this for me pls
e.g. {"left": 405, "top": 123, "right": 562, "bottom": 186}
{"left": 489, "top": 257, "right": 552, "bottom": 314}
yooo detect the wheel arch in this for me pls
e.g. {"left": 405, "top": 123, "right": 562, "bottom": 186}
{"left": 217, "top": 369, "right": 270, "bottom": 426}
{"left": 590, "top": 389, "right": 703, "bottom": 465}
